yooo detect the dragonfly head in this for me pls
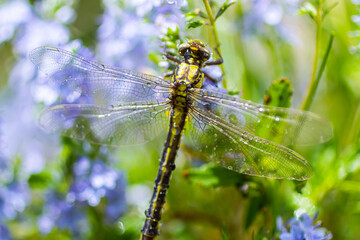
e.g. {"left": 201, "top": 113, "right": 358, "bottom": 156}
{"left": 178, "top": 39, "right": 210, "bottom": 65}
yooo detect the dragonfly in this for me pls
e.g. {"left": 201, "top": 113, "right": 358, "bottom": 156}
{"left": 30, "top": 39, "right": 332, "bottom": 240}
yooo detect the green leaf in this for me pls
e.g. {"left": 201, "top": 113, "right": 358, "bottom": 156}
{"left": 263, "top": 78, "right": 293, "bottom": 108}
{"left": 323, "top": 2, "right": 338, "bottom": 20}
{"left": 186, "top": 164, "right": 245, "bottom": 187}
{"left": 221, "top": 224, "right": 230, "bottom": 240}
{"left": 185, "top": 9, "right": 208, "bottom": 19}
{"left": 245, "top": 196, "right": 263, "bottom": 229}
{"left": 227, "top": 90, "right": 241, "bottom": 96}
{"left": 184, "top": 12, "right": 199, "bottom": 19}
{"left": 186, "top": 20, "right": 205, "bottom": 29}
{"left": 215, "top": 0, "right": 236, "bottom": 21}
{"left": 148, "top": 52, "right": 160, "bottom": 65}
{"left": 298, "top": 2, "right": 317, "bottom": 20}
{"left": 28, "top": 172, "right": 52, "bottom": 189}
{"left": 255, "top": 78, "right": 293, "bottom": 143}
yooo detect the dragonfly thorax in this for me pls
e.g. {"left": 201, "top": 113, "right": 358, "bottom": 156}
{"left": 172, "top": 62, "right": 204, "bottom": 89}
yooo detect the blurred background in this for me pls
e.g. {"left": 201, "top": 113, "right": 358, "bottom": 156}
{"left": 0, "top": 0, "right": 359, "bottom": 239}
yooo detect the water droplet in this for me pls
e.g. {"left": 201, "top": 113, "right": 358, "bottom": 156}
{"left": 259, "top": 107, "right": 264, "bottom": 112}
{"left": 228, "top": 166, "right": 233, "bottom": 170}
{"left": 275, "top": 116, "right": 280, "bottom": 121}
{"left": 116, "top": 222, "right": 125, "bottom": 234}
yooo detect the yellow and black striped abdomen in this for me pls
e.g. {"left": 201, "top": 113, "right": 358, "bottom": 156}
{"left": 141, "top": 106, "right": 188, "bottom": 239}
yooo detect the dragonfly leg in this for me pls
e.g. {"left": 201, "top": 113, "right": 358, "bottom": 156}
{"left": 204, "top": 46, "right": 223, "bottom": 66}
{"left": 163, "top": 71, "right": 174, "bottom": 79}
{"left": 164, "top": 53, "right": 182, "bottom": 64}
{"left": 203, "top": 70, "right": 221, "bottom": 84}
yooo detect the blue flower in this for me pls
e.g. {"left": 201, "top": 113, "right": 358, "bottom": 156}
{"left": 0, "top": 181, "right": 31, "bottom": 221}
{"left": 38, "top": 191, "right": 89, "bottom": 238}
{"left": 241, "top": 0, "right": 301, "bottom": 43}
{"left": 0, "top": 223, "right": 12, "bottom": 240}
{"left": 0, "top": 0, "right": 32, "bottom": 44}
{"left": 38, "top": 157, "right": 127, "bottom": 236}
{"left": 278, "top": 213, "right": 332, "bottom": 240}
{"left": 97, "top": 0, "right": 186, "bottom": 70}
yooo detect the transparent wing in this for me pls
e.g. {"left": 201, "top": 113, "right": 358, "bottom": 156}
{"left": 40, "top": 102, "right": 170, "bottom": 146}
{"left": 188, "top": 105, "right": 313, "bottom": 180}
{"left": 189, "top": 89, "right": 332, "bottom": 146}
{"left": 30, "top": 46, "right": 171, "bottom": 105}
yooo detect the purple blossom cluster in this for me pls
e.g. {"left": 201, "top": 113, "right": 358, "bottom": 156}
{"left": 38, "top": 157, "right": 127, "bottom": 236}
{"left": 278, "top": 213, "right": 333, "bottom": 240}
{"left": 0, "top": 180, "right": 30, "bottom": 240}
{"left": 241, "top": 0, "right": 301, "bottom": 43}
{"left": 97, "top": 0, "right": 186, "bottom": 70}
{"left": 0, "top": 223, "right": 12, "bottom": 240}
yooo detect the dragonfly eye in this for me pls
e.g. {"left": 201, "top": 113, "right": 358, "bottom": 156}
{"left": 178, "top": 43, "right": 190, "bottom": 56}
{"left": 200, "top": 49, "right": 210, "bottom": 61}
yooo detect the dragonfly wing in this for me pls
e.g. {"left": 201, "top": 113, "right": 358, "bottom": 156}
{"left": 188, "top": 106, "right": 313, "bottom": 180}
{"left": 189, "top": 89, "right": 332, "bottom": 146}
{"left": 30, "top": 47, "right": 171, "bottom": 105}
{"left": 40, "top": 102, "right": 170, "bottom": 146}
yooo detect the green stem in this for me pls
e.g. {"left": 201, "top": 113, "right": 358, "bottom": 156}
{"left": 202, "top": 0, "right": 227, "bottom": 88}
{"left": 346, "top": 99, "right": 360, "bottom": 145}
{"left": 301, "top": 5, "right": 322, "bottom": 111}
{"left": 301, "top": 33, "right": 334, "bottom": 111}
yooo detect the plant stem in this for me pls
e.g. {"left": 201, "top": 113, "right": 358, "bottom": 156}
{"left": 202, "top": 0, "right": 227, "bottom": 88}
{"left": 301, "top": 5, "right": 322, "bottom": 111}
{"left": 346, "top": 99, "right": 360, "bottom": 146}
{"left": 301, "top": 33, "right": 334, "bottom": 111}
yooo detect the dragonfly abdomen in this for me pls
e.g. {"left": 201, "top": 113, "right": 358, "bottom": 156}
{"left": 141, "top": 106, "right": 189, "bottom": 239}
